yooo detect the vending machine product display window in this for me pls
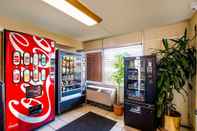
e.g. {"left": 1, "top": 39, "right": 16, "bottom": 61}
{"left": 55, "top": 49, "right": 86, "bottom": 114}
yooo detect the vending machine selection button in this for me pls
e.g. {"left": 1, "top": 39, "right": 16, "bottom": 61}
{"left": 24, "top": 52, "right": 31, "bottom": 65}
{"left": 13, "top": 51, "right": 21, "bottom": 65}
{"left": 33, "top": 69, "right": 39, "bottom": 82}
{"left": 41, "top": 54, "right": 46, "bottom": 66}
{"left": 33, "top": 54, "right": 39, "bottom": 65}
{"left": 23, "top": 69, "right": 30, "bottom": 83}
{"left": 13, "top": 69, "right": 20, "bottom": 83}
{"left": 41, "top": 69, "right": 46, "bottom": 81}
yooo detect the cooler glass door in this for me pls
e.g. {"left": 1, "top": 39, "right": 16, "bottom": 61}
{"left": 125, "top": 57, "right": 145, "bottom": 102}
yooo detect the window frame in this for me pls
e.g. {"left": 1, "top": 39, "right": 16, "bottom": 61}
{"left": 85, "top": 44, "right": 144, "bottom": 84}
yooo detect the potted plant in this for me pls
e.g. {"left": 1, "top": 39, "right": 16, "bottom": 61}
{"left": 155, "top": 27, "right": 196, "bottom": 131}
{"left": 112, "top": 54, "right": 124, "bottom": 116}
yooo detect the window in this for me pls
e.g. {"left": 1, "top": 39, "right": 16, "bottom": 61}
{"left": 103, "top": 44, "right": 143, "bottom": 84}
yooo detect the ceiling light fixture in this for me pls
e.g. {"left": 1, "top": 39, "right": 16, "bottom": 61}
{"left": 41, "top": 0, "right": 102, "bottom": 26}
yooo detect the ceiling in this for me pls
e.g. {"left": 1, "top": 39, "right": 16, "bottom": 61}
{"left": 0, "top": 0, "right": 196, "bottom": 42}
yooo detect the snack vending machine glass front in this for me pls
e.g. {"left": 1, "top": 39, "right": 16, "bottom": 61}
{"left": 56, "top": 49, "right": 86, "bottom": 114}
{"left": 3, "top": 30, "right": 55, "bottom": 131}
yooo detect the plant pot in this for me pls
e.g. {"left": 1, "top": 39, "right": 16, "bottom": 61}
{"left": 113, "top": 104, "right": 123, "bottom": 116}
{"left": 164, "top": 114, "right": 181, "bottom": 131}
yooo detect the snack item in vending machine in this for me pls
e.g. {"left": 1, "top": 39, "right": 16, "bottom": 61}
{"left": 66, "top": 56, "right": 70, "bottom": 67}
{"left": 13, "top": 51, "right": 21, "bottom": 65}
{"left": 24, "top": 69, "right": 30, "bottom": 83}
{"left": 62, "top": 67, "right": 66, "bottom": 74}
{"left": 24, "top": 52, "right": 31, "bottom": 65}
{"left": 13, "top": 69, "right": 20, "bottom": 83}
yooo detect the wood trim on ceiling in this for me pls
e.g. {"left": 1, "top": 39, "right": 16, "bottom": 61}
{"left": 66, "top": 0, "right": 102, "bottom": 23}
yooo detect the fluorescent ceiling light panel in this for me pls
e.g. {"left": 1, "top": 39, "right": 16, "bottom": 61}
{"left": 41, "top": 0, "right": 102, "bottom": 26}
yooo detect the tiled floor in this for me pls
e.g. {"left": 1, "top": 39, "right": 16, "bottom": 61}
{"left": 36, "top": 104, "right": 191, "bottom": 131}
{"left": 36, "top": 104, "right": 139, "bottom": 131}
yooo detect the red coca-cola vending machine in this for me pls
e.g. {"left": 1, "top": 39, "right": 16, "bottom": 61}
{"left": 1, "top": 30, "right": 55, "bottom": 131}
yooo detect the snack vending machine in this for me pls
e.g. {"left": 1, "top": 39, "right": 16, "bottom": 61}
{"left": 55, "top": 49, "right": 86, "bottom": 114}
{"left": 1, "top": 30, "right": 56, "bottom": 131}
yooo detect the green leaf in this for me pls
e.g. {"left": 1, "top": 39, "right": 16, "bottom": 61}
{"left": 162, "top": 38, "right": 169, "bottom": 50}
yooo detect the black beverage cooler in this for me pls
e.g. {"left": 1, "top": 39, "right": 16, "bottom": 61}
{"left": 124, "top": 55, "right": 156, "bottom": 131}
{"left": 55, "top": 49, "right": 86, "bottom": 114}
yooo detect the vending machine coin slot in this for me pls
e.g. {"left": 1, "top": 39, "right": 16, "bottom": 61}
{"left": 13, "top": 51, "right": 21, "bottom": 65}
{"left": 26, "top": 85, "right": 42, "bottom": 98}
{"left": 29, "top": 104, "right": 42, "bottom": 115}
